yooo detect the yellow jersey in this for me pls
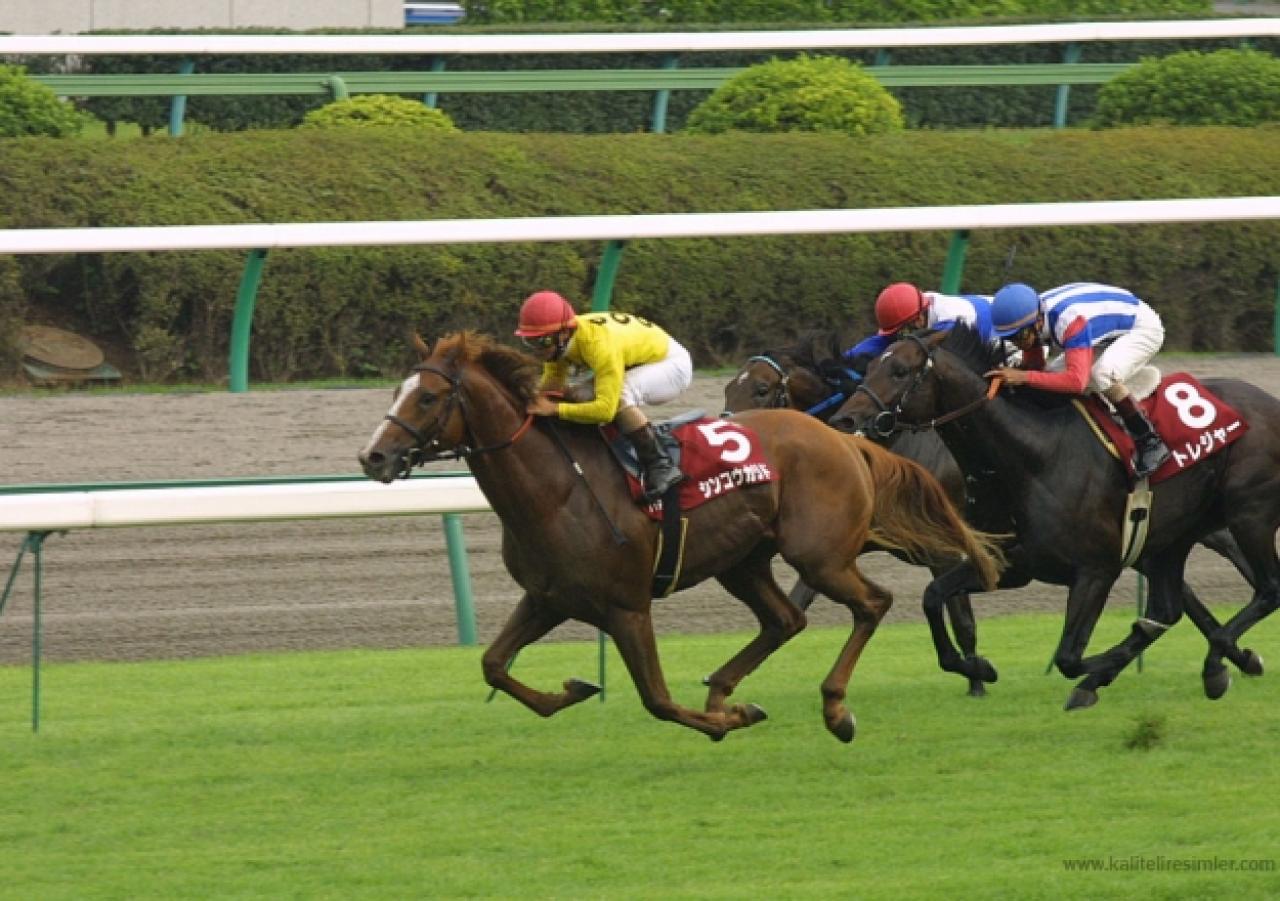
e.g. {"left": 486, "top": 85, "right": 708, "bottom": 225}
{"left": 541, "top": 312, "right": 671, "bottom": 424}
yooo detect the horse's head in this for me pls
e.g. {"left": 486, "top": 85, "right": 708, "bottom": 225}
{"left": 359, "top": 331, "right": 543, "bottom": 482}
{"left": 722, "top": 355, "right": 792, "bottom": 416}
{"left": 830, "top": 330, "right": 950, "bottom": 436}
{"left": 722, "top": 338, "right": 852, "bottom": 419}
{"left": 358, "top": 333, "right": 471, "bottom": 483}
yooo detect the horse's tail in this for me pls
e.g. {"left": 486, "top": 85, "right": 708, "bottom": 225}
{"left": 852, "top": 438, "right": 1006, "bottom": 591}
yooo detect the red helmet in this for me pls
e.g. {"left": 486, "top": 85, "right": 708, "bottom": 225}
{"left": 875, "top": 282, "right": 930, "bottom": 336}
{"left": 514, "top": 291, "right": 578, "bottom": 337}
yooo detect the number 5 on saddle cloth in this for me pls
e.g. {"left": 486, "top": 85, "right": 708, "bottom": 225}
{"left": 602, "top": 413, "right": 778, "bottom": 597}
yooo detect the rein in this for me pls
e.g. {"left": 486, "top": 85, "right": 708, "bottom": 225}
{"left": 855, "top": 334, "right": 1002, "bottom": 437}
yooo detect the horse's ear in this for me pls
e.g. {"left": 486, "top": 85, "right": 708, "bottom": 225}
{"left": 411, "top": 332, "right": 431, "bottom": 359}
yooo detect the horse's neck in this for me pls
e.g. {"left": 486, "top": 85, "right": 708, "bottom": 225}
{"left": 933, "top": 357, "right": 1060, "bottom": 479}
{"left": 460, "top": 373, "right": 583, "bottom": 516}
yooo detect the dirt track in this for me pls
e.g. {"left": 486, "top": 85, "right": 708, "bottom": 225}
{"left": 1, "top": 353, "right": 1277, "bottom": 665}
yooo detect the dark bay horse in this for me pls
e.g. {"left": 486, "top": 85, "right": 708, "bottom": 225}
{"left": 831, "top": 325, "right": 1279, "bottom": 710}
{"left": 722, "top": 332, "right": 1000, "bottom": 697}
{"left": 358, "top": 331, "right": 1005, "bottom": 742}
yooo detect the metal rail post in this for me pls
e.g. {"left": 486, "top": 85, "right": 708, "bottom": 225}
{"left": 229, "top": 248, "right": 268, "bottom": 393}
{"left": 591, "top": 240, "right": 628, "bottom": 312}
{"left": 167, "top": 59, "right": 194, "bottom": 137}
{"left": 1053, "top": 43, "right": 1081, "bottom": 129}
{"left": 649, "top": 55, "right": 678, "bottom": 133}
{"left": 1, "top": 530, "right": 53, "bottom": 732}
{"left": 940, "top": 230, "right": 971, "bottom": 293}
{"left": 441, "top": 513, "right": 477, "bottom": 645}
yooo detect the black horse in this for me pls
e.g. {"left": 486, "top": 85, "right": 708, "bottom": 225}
{"left": 724, "top": 331, "right": 1010, "bottom": 697}
{"left": 832, "top": 325, "right": 1278, "bottom": 709}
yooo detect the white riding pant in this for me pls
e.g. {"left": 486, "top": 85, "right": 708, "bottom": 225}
{"left": 1046, "top": 304, "right": 1164, "bottom": 394}
{"left": 620, "top": 338, "right": 693, "bottom": 408}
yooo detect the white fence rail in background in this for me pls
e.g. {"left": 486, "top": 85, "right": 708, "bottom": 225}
{"left": 2, "top": 197, "right": 1276, "bottom": 254}
{"left": 1, "top": 19, "right": 1276, "bottom": 55}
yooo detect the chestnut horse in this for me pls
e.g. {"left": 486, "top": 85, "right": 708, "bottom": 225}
{"left": 358, "top": 331, "right": 1004, "bottom": 743}
{"left": 722, "top": 336, "right": 995, "bottom": 697}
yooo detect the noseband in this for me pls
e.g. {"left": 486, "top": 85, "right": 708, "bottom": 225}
{"left": 853, "top": 334, "right": 934, "bottom": 438}
{"left": 383, "top": 362, "right": 534, "bottom": 478}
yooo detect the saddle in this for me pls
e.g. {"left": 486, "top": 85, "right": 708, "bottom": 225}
{"left": 1075, "top": 372, "right": 1249, "bottom": 487}
{"left": 602, "top": 413, "right": 778, "bottom": 597}
{"left": 602, "top": 412, "right": 777, "bottom": 517}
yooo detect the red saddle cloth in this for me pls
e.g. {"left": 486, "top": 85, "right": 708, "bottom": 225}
{"left": 604, "top": 418, "right": 777, "bottom": 521}
{"left": 1081, "top": 372, "right": 1249, "bottom": 485}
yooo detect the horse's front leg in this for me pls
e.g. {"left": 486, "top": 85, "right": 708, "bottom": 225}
{"left": 922, "top": 562, "right": 999, "bottom": 692}
{"left": 605, "top": 605, "right": 767, "bottom": 741}
{"left": 706, "top": 559, "right": 807, "bottom": 713}
{"left": 482, "top": 592, "right": 600, "bottom": 717}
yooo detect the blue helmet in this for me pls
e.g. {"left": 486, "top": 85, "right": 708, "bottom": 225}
{"left": 991, "top": 283, "right": 1041, "bottom": 337}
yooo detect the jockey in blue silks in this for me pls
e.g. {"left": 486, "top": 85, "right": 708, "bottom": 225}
{"left": 842, "top": 282, "right": 996, "bottom": 375}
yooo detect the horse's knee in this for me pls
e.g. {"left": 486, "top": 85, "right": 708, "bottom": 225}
{"left": 922, "top": 582, "right": 951, "bottom": 616}
{"left": 1055, "top": 652, "right": 1084, "bottom": 679}
{"left": 480, "top": 650, "right": 507, "bottom": 685}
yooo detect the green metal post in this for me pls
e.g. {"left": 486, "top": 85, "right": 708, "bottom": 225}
{"left": 1136, "top": 572, "right": 1146, "bottom": 674}
{"left": 3, "top": 532, "right": 51, "bottom": 731}
{"left": 441, "top": 513, "right": 477, "bottom": 646}
{"left": 229, "top": 248, "right": 268, "bottom": 393}
{"left": 649, "top": 55, "right": 678, "bottom": 133}
{"left": 31, "top": 532, "right": 45, "bottom": 733}
{"left": 598, "top": 631, "right": 607, "bottom": 702}
{"left": 326, "top": 75, "right": 350, "bottom": 101}
{"left": 591, "top": 240, "right": 628, "bottom": 312}
{"left": 167, "top": 59, "right": 194, "bottom": 137}
{"left": 940, "top": 230, "right": 971, "bottom": 293}
{"left": 423, "top": 57, "right": 447, "bottom": 109}
{"left": 873, "top": 48, "right": 891, "bottom": 67}
{"left": 1053, "top": 43, "right": 1081, "bottom": 129}
{"left": 1274, "top": 274, "right": 1280, "bottom": 357}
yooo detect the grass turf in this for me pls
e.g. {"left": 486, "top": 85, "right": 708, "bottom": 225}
{"left": 1, "top": 609, "right": 1277, "bottom": 899}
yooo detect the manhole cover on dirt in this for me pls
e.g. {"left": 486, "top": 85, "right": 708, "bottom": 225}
{"left": 20, "top": 324, "right": 105, "bottom": 371}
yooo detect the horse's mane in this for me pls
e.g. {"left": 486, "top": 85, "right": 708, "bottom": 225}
{"left": 764, "top": 329, "right": 847, "bottom": 373}
{"left": 432, "top": 331, "right": 542, "bottom": 404}
{"left": 937, "top": 322, "right": 1002, "bottom": 374}
{"left": 936, "top": 323, "right": 1074, "bottom": 412}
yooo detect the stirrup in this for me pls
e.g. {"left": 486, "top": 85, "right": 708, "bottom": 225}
{"left": 1133, "top": 443, "right": 1171, "bottom": 478}
{"left": 643, "top": 468, "right": 685, "bottom": 502}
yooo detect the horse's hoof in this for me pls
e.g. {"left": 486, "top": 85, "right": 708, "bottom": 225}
{"left": 565, "top": 678, "right": 601, "bottom": 701}
{"left": 966, "top": 681, "right": 988, "bottom": 698}
{"left": 1065, "top": 687, "right": 1098, "bottom": 711}
{"left": 827, "top": 711, "right": 857, "bottom": 743}
{"left": 1203, "top": 666, "right": 1232, "bottom": 701}
{"left": 1241, "top": 649, "right": 1264, "bottom": 677}
{"left": 973, "top": 656, "right": 999, "bottom": 684}
{"left": 742, "top": 703, "right": 768, "bottom": 726}
{"left": 701, "top": 674, "right": 712, "bottom": 687}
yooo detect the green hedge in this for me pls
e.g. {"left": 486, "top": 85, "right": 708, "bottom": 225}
{"left": 1, "top": 125, "right": 1276, "bottom": 382}
{"left": 459, "top": 0, "right": 1211, "bottom": 24}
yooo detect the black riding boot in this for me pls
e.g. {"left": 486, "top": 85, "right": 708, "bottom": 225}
{"left": 1115, "top": 397, "right": 1171, "bottom": 478}
{"left": 627, "top": 423, "right": 685, "bottom": 501}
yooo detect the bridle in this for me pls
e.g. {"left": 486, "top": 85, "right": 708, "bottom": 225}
{"left": 746, "top": 354, "right": 791, "bottom": 410}
{"left": 736, "top": 353, "right": 860, "bottom": 419}
{"left": 852, "top": 333, "right": 1000, "bottom": 438}
{"left": 383, "top": 361, "right": 534, "bottom": 478}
